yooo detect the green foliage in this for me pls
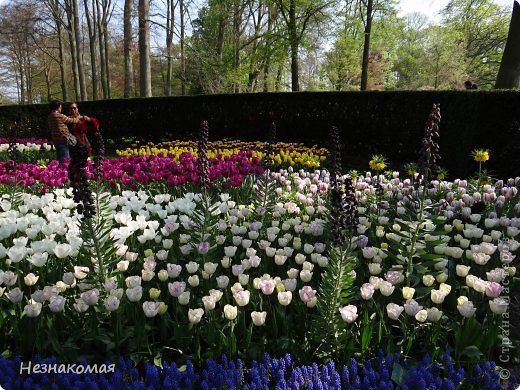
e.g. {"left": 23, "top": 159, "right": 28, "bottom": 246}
{"left": 394, "top": 24, "right": 468, "bottom": 90}
{"left": 251, "top": 169, "right": 278, "bottom": 224}
{"left": 322, "top": 33, "right": 362, "bottom": 90}
{"left": 442, "top": 0, "right": 510, "bottom": 88}
{"left": 79, "top": 192, "right": 119, "bottom": 283}
{"left": 312, "top": 245, "right": 357, "bottom": 363}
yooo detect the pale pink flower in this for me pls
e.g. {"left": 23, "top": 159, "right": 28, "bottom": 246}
{"left": 386, "top": 303, "right": 404, "bottom": 320}
{"left": 251, "top": 311, "right": 267, "bottom": 326}
{"left": 259, "top": 279, "right": 276, "bottom": 295}
{"left": 143, "top": 301, "right": 161, "bottom": 318}
{"left": 202, "top": 295, "right": 216, "bottom": 310}
{"left": 24, "top": 302, "right": 43, "bottom": 318}
{"left": 81, "top": 289, "right": 100, "bottom": 305}
{"left": 339, "top": 305, "right": 358, "bottom": 323}
{"left": 233, "top": 290, "right": 250, "bottom": 306}
{"left": 426, "top": 307, "right": 443, "bottom": 322}
{"left": 104, "top": 296, "right": 121, "bottom": 311}
{"left": 404, "top": 299, "right": 422, "bottom": 316}
{"left": 299, "top": 286, "right": 316, "bottom": 303}
{"left": 385, "top": 271, "right": 403, "bottom": 285}
{"left": 457, "top": 300, "right": 476, "bottom": 317}
{"left": 168, "top": 281, "right": 186, "bottom": 297}
{"left": 489, "top": 297, "right": 509, "bottom": 315}
{"left": 277, "top": 291, "right": 292, "bottom": 306}
{"left": 472, "top": 252, "right": 490, "bottom": 265}
{"left": 49, "top": 295, "right": 66, "bottom": 312}
{"left": 125, "top": 286, "right": 143, "bottom": 302}
{"left": 196, "top": 242, "right": 210, "bottom": 255}
{"left": 360, "top": 283, "right": 375, "bottom": 300}
{"left": 485, "top": 282, "right": 504, "bottom": 298}
{"left": 379, "top": 281, "right": 395, "bottom": 296}
{"left": 6, "top": 288, "right": 23, "bottom": 303}
{"left": 188, "top": 308, "right": 204, "bottom": 324}
{"left": 486, "top": 268, "right": 507, "bottom": 282}
{"left": 166, "top": 263, "right": 182, "bottom": 278}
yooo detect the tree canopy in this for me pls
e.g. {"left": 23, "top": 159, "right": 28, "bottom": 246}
{"left": 0, "top": 0, "right": 515, "bottom": 103}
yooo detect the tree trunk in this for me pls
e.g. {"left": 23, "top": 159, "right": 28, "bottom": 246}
{"left": 275, "top": 63, "right": 283, "bottom": 91}
{"left": 289, "top": 0, "right": 299, "bottom": 91}
{"left": 95, "top": 0, "right": 108, "bottom": 98}
{"left": 24, "top": 35, "right": 33, "bottom": 103}
{"left": 232, "top": 1, "right": 241, "bottom": 93}
{"left": 65, "top": 1, "right": 80, "bottom": 100}
{"left": 262, "top": 59, "right": 271, "bottom": 92}
{"left": 123, "top": 0, "right": 134, "bottom": 97}
{"left": 103, "top": 20, "right": 111, "bottom": 98}
{"left": 495, "top": 1, "right": 520, "bottom": 89}
{"left": 180, "top": 0, "right": 186, "bottom": 95}
{"left": 49, "top": 0, "right": 68, "bottom": 100}
{"left": 216, "top": 3, "right": 226, "bottom": 61}
{"left": 73, "top": 0, "right": 87, "bottom": 100}
{"left": 45, "top": 67, "right": 52, "bottom": 101}
{"left": 68, "top": 29, "right": 80, "bottom": 100}
{"left": 26, "top": 62, "right": 33, "bottom": 103}
{"left": 84, "top": 0, "right": 98, "bottom": 100}
{"left": 138, "top": 0, "right": 152, "bottom": 97}
{"left": 360, "top": 0, "right": 373, "bottom": 91}
{"left": 263, "top": 3, "right": 274, "bottom": 92}
{"left": 165, "top": 0, "right": 174, "bottom": 96}
{"left": 18, "top": 66, "right": 25, "bottom": 104}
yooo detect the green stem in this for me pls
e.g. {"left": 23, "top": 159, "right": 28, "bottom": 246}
{"left": 86, "top": 218, "right": 105, "bottom": 282}
{"left": 114, "top": 310, "right": 121, "bottom": 356}
{"left": 477, "top": 161, "right": 482, "bottom": 192}
{"left": 407, "top": 179, "right": 427, "bottom": 287}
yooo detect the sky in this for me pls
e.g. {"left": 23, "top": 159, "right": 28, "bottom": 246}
{"left": 398, "top": 0, "right": 515, "bottom": 22}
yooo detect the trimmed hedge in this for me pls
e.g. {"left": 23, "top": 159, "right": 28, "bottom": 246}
{"left": 0, "top": 91, "right": 519, "bottom": 178}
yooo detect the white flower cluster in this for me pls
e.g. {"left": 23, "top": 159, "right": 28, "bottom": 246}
{"left": 350, "top": 172, "right": 520, "bottom": 324}
{"left": 0, "top": 142, "right": 52, "bottom": 153}
{"left": 0, "top": 172, "right": 328, "bottom": 325}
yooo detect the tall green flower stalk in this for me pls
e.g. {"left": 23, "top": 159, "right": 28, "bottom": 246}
{"left": 89, "top": 123, "right": 106, "bottom": 216}
{"left": 471, "top": 148, "right": 491, "bottom": 191}
{"left": 264, "top": 121, "right": 277, "bottom": 170}
{"left": 5, "top": 122, "right": 24, "bottom": 207}
{"left": 329, "top": 126, "right": 357, "bottom": 244}
{"left": 312, "top": 126, "right": 357, "bottom": 363}
{"left": 405, "top": 103, "right": 442, "bottom": 286}
{"left": 69, "top": 143, "right": 96, "bottom": 219}
{"left": 64, "top": 127, "right": 123, "bottom": 359}
{"left": 253, "top": 121, "right": 278, "bottom": 227}
{"left": 418, "top": 104, "right": 441, "bottom": 183}
{"left": 197, "top": 120, "right": 210, "bottom": 193}
{"left": 69, "top": 128, "right": 114, "bottom": 282}
{"left": 193, "top": 120, "right": 218, "bottom": 245}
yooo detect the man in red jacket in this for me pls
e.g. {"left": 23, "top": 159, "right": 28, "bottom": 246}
{"left": 47, "top": 100, "right": 89, "bottom": 164}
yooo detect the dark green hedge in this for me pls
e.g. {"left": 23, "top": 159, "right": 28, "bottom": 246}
{"left": 0, "top": 91, "right": 519, "bottom": 179}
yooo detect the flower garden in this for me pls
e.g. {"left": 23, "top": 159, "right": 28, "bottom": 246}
{"left": 0, "top": 111, "right": 518, "bottom": 389}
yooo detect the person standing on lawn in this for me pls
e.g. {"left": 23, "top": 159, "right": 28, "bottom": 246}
{"left": 48, "top": 100, "right": 89, "bottom": 164}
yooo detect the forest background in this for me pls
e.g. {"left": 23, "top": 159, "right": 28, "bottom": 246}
{"left": 0, "top": 0, "right": 515, "bottom": 104}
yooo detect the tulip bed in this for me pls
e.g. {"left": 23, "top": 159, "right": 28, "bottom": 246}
{"left": 0, "top": 138, "right": 54, "bottom": 164}
{"left": 116, "top": 140, "right": 328, "bottom": 170}
{"left": 0, "top": 136, "right": 519, "bottom": 388}
{"left": 0, "top": 153, "right": 263, "bottom": 189}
